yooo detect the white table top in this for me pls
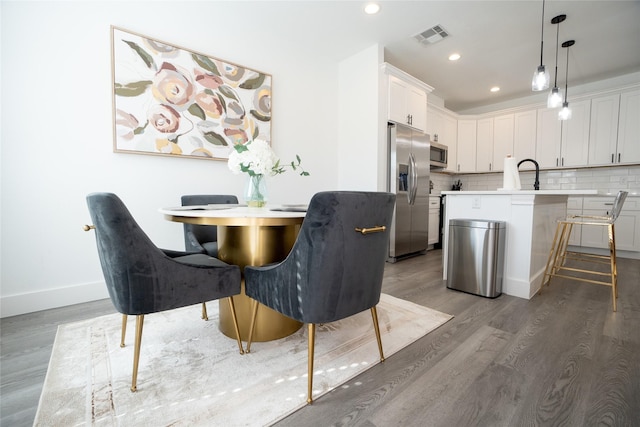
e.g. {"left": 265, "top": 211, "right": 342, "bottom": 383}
{"left": 159, "top": 204, "right": 307, "bottom": 226}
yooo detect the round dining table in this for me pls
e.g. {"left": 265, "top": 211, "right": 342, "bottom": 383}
{"left": 159, "top": 204, "right": 307, "bottom": 342}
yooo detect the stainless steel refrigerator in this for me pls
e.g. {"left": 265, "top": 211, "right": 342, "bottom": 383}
{"left": 388, "top": 122, "right": 430, "bottom": 262}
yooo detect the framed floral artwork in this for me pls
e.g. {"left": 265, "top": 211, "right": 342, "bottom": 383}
{"left": 110, "top": 26, "right": 272, "bottom": 160}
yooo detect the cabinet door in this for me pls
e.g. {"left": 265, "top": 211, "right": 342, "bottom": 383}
{"left": 428, "top": 197, "right": 440, "bottom": 245}
{"left": 618, "top": 89, "right": 640, "bottom": 164}
{"left": 561, "top": 100, "right": 591, "bottom": 167}
{"left": 475, "top": 118, "right": 494, "bottom": 172}
{"left": 514, "top": 110, "right": 537, "bottom": 170}
{"left": 566, "top": 197, "right": 583, "bottom": 246}
{"left": 407, "top": 86, "right": 427, "bottom": 132}
{"left": 588, "top": 94, "right": 620, "bottom": 166}
{"left": 426, "top": 105, "right": 443, "bottom": 138}
{"left": 536, "top": 108, "right": 562, "bottom": 168}
{"left": 389, "top": 76, "right": 409, "bottom": 126}
{"left": 443, "top": 114, "right": 458, "bottom": 173}
{"left": 457, "top": 119, "right": 477, "bottom": 173}
{"left": 493, "top": 114, "right": 514, "bottom": 172}
{"left": 580, "top": 213, "right": 638, "bottom": 251}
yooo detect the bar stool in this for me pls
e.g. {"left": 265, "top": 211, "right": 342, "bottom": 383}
{"left": 541, "top": 190, "right": 628, "bottom": 311}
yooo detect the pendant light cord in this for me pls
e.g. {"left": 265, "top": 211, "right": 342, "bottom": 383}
{"left": 564, "top": 46, "right": 569, "bottom": 102}
{"left": 539, "top": 0, "right": 546, "bottom": 66}
{"left": 554, "top": 21, "right": 560, "bottom": 87}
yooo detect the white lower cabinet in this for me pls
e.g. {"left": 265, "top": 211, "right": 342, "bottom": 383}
{"left": 573, "top": 196, "right": 640, "bottom": 252}
{"left": 428, "top": 196, "right": 440, "bottom": 246}
{"left": 566, "top": 197, "right": 583, "bottom": 246}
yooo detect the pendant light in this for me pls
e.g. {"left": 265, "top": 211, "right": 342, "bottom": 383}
{"left": 558, "top": 40, "right": 575, "bottom": 121}
{"left": 547, "top": 14, "right": 566, "bottom": 108}
{"left": 532, "top": 0, "right": 550, "bottom": 91}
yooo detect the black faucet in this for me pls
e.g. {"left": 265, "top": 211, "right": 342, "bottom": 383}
{"left": 517, "top": 159, "right": 540, "bottom": 190}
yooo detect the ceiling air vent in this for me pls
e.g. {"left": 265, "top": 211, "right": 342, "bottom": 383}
{"left": 414, "top": 25, "right": 449, "bottom": 45}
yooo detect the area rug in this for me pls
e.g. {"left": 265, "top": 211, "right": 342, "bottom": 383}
{"left": 34, "top": 293, "right": 452, "bottom": 426}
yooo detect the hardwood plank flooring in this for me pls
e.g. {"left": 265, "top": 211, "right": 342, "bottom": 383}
{"left": 1, "top": 250, "right": 638, "bottom": 426}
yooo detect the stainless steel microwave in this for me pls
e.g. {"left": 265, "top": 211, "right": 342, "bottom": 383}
{"left": 430, "top": 140, "right": 448, "bottom": 169}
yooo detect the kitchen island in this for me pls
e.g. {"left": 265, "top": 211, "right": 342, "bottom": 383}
{"left": 442, "top": 190, "right": 598, "bottom": 299}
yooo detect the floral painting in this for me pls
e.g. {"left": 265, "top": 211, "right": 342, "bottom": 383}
{"left": 111, "top": 26, "right": 271, "bottom": 160}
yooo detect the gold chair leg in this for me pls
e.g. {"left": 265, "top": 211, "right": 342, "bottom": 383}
{"left": 246, "top": 300, "right": 260, "bottom": 354}
{"left": 201, "top": 302, "right": 208, "bottom": 321}
{"left": 131, "top": 315, "right": 144, "bottom": 392}
{"left": 371, "top": 306, "right": 385, "bottom": 362}
{"left": 609, "top": 224, "right": 617, "bottom": 312}
{"left": 307, "top": 323, "right": 316, "bottom": 404}
{"left": 557, "top": 223, "right": 573, "bottom": 268}
{"left": 227, "top": 297, "right": 244, "bottom": 354}
{"left": 542, "top": 221, "right": 564, "bottom": 290}
{"left": 120, "top": 314, "right": 127, "bottom": 348}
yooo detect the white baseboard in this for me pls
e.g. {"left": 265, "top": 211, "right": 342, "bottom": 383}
{"left": 0, "top": 281, "right": 109, "bottom": 318}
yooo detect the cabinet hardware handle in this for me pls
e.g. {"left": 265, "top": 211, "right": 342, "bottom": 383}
{"left": 556, "top": 158, "right": 559, "bottom": 167}
{"left": 562, "top": 158, "right": 564, "bottom": 166}
{"left": 604, "top": 203, "right": 613, "bottom": 206}
{"left": 618, "top": 153, "right": 621, "bottom": 163}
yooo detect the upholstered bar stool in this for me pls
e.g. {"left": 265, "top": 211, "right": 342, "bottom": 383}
{"left": 541, "top": 190, "right": 628, "bottom": 311}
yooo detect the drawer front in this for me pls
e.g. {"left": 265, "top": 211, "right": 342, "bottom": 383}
{"left": 583, "top": 196, "right": 639, "bottom": 212}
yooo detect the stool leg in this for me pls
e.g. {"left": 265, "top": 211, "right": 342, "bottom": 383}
{"left": 542, "top": 221, "right": 565, "bottom": 290}
{"left": 609, "top": 224, "right": 617, "bottom": 312}
{"left": 556, "top": 222, "right": 573, "bottom": 269}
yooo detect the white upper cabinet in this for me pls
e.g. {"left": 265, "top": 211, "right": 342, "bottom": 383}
{"left": 561, "top": 99, "right": 591, "bottom": 167}
{"left": 492, "top": 114, "right": 515, "bottom": 172}
{"left": 475, "top": 118, "right": 494, "bottom": 172}
{"left": 388, "top": 75, "right": 427, "bottom": 132}
{"left": 428, "top": 104, "right": 458, "bottom": 172}
{"left": 426, "top": 104, "right": 443, "bottom": 139}
{"left": 513, "top": 110, "right": 537, "bottom": 170}
{"left": 443, "top": 114, "right": 458, "bottom": 173}
{"left": 536, "top": 107, "right": 562, "bottom": 168}
{"left": 588, "top": 90, "right": 640, "bottom": 166}
{"left": 457, "top": 119, "right": 477, "bottom": 173}
{"left": 536, "top": 100, "right": 590, "bottom": 168}
{"left": 588, "top": 93, "right": 620, "bottom": 166}
{"left": 616, "top": 89, "right": 640, "bottom": 164}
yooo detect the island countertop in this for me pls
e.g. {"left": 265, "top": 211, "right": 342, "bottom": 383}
{"left": 442, "top": 189, "right": 599, "bottom": 196}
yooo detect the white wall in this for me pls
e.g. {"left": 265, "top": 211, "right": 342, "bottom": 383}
{"left": 0, "top": 2, "right": 352, "bottom": 316}
{"left": 337, "top": 44, "right": 385, "bottom": 191}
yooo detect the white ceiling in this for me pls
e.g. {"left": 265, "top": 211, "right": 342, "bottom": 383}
{"left": 238, "top": 1, "right": 640, "bottom": 112}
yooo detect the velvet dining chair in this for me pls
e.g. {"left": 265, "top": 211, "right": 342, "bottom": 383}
{"left": 181, "top": 194, "right": 239, "bottom": 257}
{"left": 85, "top": 192, "right": 244, "bottom": 392}
{"left": 243, "top": 191, "right": 396, "bottom": 404}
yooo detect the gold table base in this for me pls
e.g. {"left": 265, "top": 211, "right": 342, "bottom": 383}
{"left": 217, "top": 224, "right": 303, "bottom": 341}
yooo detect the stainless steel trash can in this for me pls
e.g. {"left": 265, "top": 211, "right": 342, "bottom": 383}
{"left": 447, "top": 219, "right": 506, "bottom": 298}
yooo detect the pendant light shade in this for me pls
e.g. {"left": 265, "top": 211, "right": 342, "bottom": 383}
{"left": 532, "top": 0, "right": 550, "bottom": 91}
{"left": 558, "top": 40, "right": 575, "bottom": 121}
{"left": 559, "top": 101, "right": 572, "bottom": 120}
{"left": 547, "top": 14, "right": 566, "bottom": 108}
{"left": 533, "top": 66, "right": 550, "bottom": 91}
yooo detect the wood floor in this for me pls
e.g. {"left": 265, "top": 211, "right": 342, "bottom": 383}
{"left": 2, "top": 250, "right": 639, "bottom": 426}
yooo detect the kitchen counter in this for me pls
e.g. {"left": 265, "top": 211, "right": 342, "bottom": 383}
{"left": 442, "top": 189, "right": 598, "bottom": 299}
{"left": 442, "top": 190, "right": 599, "bottom": 196}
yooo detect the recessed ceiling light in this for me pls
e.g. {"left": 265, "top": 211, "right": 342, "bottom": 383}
{"left": 364, "top": 3, "right": 380, "bottom": 14}
{"left": 490, "top": 86, "right": 501, "bottom": 93}
{"left": 448, "top": 53, "right": 461, "bottom": 61}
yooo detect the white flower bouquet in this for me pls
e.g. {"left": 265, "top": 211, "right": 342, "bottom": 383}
{"left": 228, "top": 140, "right": 308, "bottom": 177}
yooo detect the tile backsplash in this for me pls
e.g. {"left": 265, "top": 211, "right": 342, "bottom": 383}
{"left": 431, "top": 165, "right": 640, "bottom": 196}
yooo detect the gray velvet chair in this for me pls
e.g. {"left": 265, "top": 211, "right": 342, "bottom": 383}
{"left": 243, "top": 191, "right": 396, "bottom": 404}
{"left": 85, "top": 192, "right": 244, "bottom": 392}
{"left": 181, "top": 194, "right": 239, "bottom": 256}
